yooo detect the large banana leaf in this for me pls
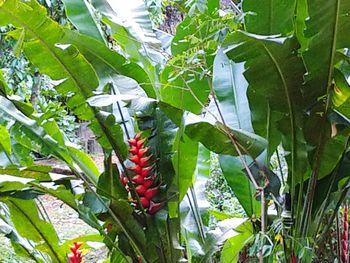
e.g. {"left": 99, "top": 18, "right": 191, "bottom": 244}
{"left": 243, "top": 0, "right": 296, "bottom": 35}
{"left": 302, "top": 0, "right": 350, "bottom": 105}
{"left": 92, "top": 0, "right": 163, "bottom": 99}
{"left": 180, "top": 145, "right": 244, "bottom": 263}
{"left": 212, "top": 49, "right": 252, "bottom": 132}
{"left": 298, "top": 0, "right": 350, "bottom": 235}
{"left": 224, "top": 31, "right": 309, "bottom": 192}
{"left": 102, "top": 17, "right": 160, "bottom": 96}
{"left": 219, "top": 155, "right": 260, "bottom": 217}
{"left": 172, "top": 128, "right": 199, "bottom": 203}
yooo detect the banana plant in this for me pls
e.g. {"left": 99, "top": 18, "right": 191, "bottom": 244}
{"left": 3, "top": 0, "right": 350, "bottom": 261}
{"left": 0, "top": 0, "right": 255, "bottom": 262}
{"left": 158, "top": 0, "right": 350, "bottom": 261}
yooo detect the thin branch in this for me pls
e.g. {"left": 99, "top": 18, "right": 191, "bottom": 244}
{"left": 36, "top": 197, "right": 53, "bottom": 225}
{"left": 116, "top": 101, "right": 130, "bottom": 140}
{"left": 276, "top": 149, "right": 285, "bottom": 186}
{"left": 260, "top": 189, "right": 266, "bottom": 263}
{"left": 337, "top": 211, "right": 342, "bottom": 262}
{"left": 228, "top": 0, "right": 242, "bottom": 15}
{"left": 208, "top": 78, "right": 261, "bottom": 190}
{"left": 190, "top": 186, "right": 206, "bottom": 241}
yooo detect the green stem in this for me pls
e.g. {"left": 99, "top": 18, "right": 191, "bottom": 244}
{"left": 317, "top": 186, "right": 350, "bottom": 247}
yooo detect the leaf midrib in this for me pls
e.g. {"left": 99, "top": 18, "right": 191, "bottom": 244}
{"left": 260, "top": 40, "right": 296, "bottom": 200}
{"left": 325, "top": 0, "right": 341, "bottom": 110}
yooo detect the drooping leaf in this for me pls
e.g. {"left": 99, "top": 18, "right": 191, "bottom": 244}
{"left": 184, "top": 113, "right": 267, "bottom": 158}
{"left": 92, "top": 0, "right": 160, "bottom": 45}
{"left": 62, "top": 30, "right": 157, "bottom": 98}
{"left": 0, "top": 165, "right": 51, "bottom": 181}
{"left": 0, "top": 96, "right": 73, "bottom": 163}
{"left": 61, "top": 0, "right": 106, "bottom": 43}
{"left": 0, "top": 96, "right": 103, "bottom": 186}
{"left": 67, "top": 145, "right": 100, "bottom": 184}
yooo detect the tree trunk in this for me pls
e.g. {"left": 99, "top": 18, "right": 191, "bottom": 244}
{"left": 30, "top": 71, "right": 41, "bottom": 109}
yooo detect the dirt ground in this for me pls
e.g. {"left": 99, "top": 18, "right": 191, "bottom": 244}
{"left": 39, "top": 195, "right": 109, "bottom": 262}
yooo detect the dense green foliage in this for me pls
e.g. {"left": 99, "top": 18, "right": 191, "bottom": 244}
{"left": 0, "top": 0, "right": 350, "bottom": 262}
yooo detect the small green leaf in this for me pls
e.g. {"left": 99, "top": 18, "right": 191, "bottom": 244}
{"left": 220, "top": 221, "right": 254, "bottom": 263}
{"left": 0, "top": 125, "right": 11, "bottom": 155}
{"left": 13, "top": 28, "right": 25, "bottom": 58}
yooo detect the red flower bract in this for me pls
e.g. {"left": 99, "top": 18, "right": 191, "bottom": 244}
{"left": 121, "top": 132, "right": 162, "bottom": 215}
{"left": 68, "top": 242, "right": 83, "bottom": 263}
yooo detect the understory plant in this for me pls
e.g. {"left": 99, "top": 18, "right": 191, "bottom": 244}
{"left": 0, "top": 0, "right": 350, "bottom": 262}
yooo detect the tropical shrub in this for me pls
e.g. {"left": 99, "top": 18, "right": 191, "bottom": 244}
{"left": 0, "top": 0, "right": 349, "bottom": 262}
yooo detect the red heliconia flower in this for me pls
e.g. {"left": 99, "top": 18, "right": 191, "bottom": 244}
{"left": 135, "top": 184, "right": 148, "bottom": 196}
{"left": 124, "top": 132, "right": 163, "bottom": 215}
{"left": 129, "top": 146, "right": 139, "bottom": 155}
{"left": 144, "top": 187, "right": 159, "bottom": 200}
{"left": 140, "top": 165, "right": 154, "bottom": 177}
{"left": 342, "top": 204, "right": 349, "bottom": 263}
{"left": 148, "top": 201, "right": 162, "bottom": 215}
{"left": 291, "top": 254, "right": 297, "bottom": 263}
{"left": 132, "top": 174, "right": 145, "bottom": 185}
{"left": 137, "top": 147, "right": 149, "bottom": 158}
{"left": 143, "top": 178, "right": 154, "bottom": 188}
{"left": 68, "top": 242, "right": 83, "bottom": 263}
{"left": 140, "top": 197, "right": 150, "bottom": 208}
